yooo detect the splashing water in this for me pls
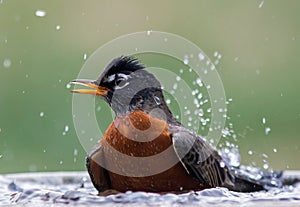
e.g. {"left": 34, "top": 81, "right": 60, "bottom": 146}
{"left": 0, "top": 172, "right": 299, "bottom": 206}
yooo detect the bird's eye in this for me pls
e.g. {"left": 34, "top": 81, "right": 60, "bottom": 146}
{"left": 114, "top": 73, "right": 129, "bottom": 89}
{"left": 115, "top": 77, "right": 126, "bottom": 86}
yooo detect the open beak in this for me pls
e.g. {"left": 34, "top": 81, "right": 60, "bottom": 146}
{"left": 70, "top": 79, "right": 109, "bottom": 97}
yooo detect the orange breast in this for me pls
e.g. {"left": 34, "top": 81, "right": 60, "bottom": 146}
{"left": 100, "top": 110, "right": 206, "bottom": 192}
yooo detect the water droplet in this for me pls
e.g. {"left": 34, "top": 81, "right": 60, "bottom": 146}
{"left": 96, "top": 106, "right": 101, "bottom": 111}
{"left": 0, "top": 154, "right": 3, "bottom": 159}
{"left": 3, "top": 58, "right": 11, "bottom": 68}
{"left": 166, "top": 99, "right": 171, "bottom": 105}
{"left": 35, "top": 10, "right": 46, "bottom": 17}
{"left": 197, "top": 93, "right": 203, "bottom": 100}
{"left": 248, "top": 150, "right": 253, "bottom": 155}
{"left": 198, "top": 53, "right": 205, "bottom": 61}
{"left": 220, "top": 161, "right": 225, "bottom": 168}
{"left": 217, "top": 54, "right": 222, "bottom": 59}
{"left": 175, "top": 76, "right": 181, "bottom": 81}
{"left": 59, "top": 160, "right": 63, "bottom": 165}
{"left": 74, "top": 148, "right": 78, "bottom": 156}
{"left": 222, "top": 128, "right": 230, "bottom": 137}
{"left": 39, "top": 112, "right": 44, "bottom": 117}
{"left": 179, "top": 69, "right": 183, "bottom": 74}
{"left": 146, "top": 30, "right": 151, "bottom": 35}
{"left": 273, "top": 148, "right": 277, "bottom": 153}
{"left": 83, "top": 53, "right": 87, "bottom": 60}
{"left": 258, "top": 0, "right": 264, "bottom": 8}
{"left": 153, "top": 96, "right": 161, "bottom": 105}
{"left": 262, "top": 117, "right": 266, "bottom": 124}
{"left": 184, "top": 110, "right": 191, "bottom": 115}
{"left": 195, "top": 109, "right": 204, "bottom": 117}
{"left": 213, "top": 51, "right": 218, "bottom": 57}
{"left": 64, "top": 125, "right": 69, "bottom": 132}
{"left": 55, "top": 25, "right": 61, "bottom": 30}
{"left": 191, "top": 89, "right": 198, "bottom": 95}
{"left": 179, "top": 187, "right": 183, "bottom": 191}
{"left": 196, "top": 78, "right": 202, "bottom": 87}
{"left": 172, "top": 83, "right": 178, "bottom": 90}
{"left": 66, "top": 83, "right": 71, "bottom": 89}
{"left": 265, "top": 127, "right": 271, "bottom": 135}
{"left": 193, "top": 98, "right": 199, "bottom": 106}
{"left": 183, "top": 55, "right": 189, "bottom": 65}
{"left": 263, "top": 162, "right": 269, "bottom": 169}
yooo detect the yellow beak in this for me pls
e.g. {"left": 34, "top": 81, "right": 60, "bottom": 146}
{"left": 70, "top": 79, "right": 109, "bottom": 97}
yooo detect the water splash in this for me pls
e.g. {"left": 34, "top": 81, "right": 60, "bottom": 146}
{"left": 0, "top": 172, "right": 299, "bottom": 206}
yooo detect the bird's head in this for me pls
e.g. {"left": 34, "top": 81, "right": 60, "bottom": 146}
{"left": 71, "top": 56, "right": 172, "bottom": 117}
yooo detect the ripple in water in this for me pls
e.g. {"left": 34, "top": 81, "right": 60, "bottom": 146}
{"left": 0, "top": 172, "right": 299, "bottom": 206}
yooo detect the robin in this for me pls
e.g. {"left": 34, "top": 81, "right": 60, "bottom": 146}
{"left": 71, "top": 56, "right": 281, "bottom": 194}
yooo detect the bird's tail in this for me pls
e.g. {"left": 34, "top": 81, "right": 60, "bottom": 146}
{"left": 225, "top": 165, "right": 283, "bottom": 192}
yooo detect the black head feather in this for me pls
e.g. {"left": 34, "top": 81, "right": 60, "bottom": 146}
{"left": 96, "top": 56, "right": 144, "bottom": 83}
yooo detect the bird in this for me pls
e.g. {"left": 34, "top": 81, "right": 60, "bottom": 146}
{"left": 70, "top": 56, "right": 282, "bottom": 194}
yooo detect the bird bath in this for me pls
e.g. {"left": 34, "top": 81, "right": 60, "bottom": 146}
{"left": 0, "top": 171, "right": 299, "bottom": 207}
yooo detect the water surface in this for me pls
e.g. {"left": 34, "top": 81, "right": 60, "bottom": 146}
{"left": 0, "top": 171, "right": 299, "bottom": 207}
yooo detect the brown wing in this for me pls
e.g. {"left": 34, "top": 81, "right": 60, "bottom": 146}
{"left": 86, "top": 144, "right": 111, "bottom": 193}
{"left": 171, "top": 128, "right": 234, "bottom": 188}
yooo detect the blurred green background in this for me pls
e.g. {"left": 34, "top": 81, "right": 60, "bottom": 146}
{"left": 0, "top": 0, "right": 299, "bottom": 174}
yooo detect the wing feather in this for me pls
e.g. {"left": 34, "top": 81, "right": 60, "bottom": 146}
{"left": 171, "top": 128, "right": 234, "bottom": 188}
{"left": 86, "top": 144, "right": 111, "bottom": 192}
